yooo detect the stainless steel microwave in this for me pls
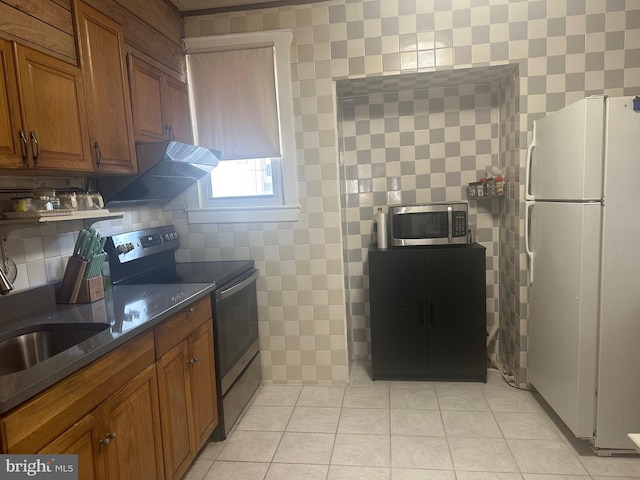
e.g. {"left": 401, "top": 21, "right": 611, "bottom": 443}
{"left": 389, "top": 202, "right": 468, "bottom": 246}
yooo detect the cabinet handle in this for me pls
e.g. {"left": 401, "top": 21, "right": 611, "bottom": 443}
{"left": 187, "top": 357, "right": 199, "bottom": 364}
{"left": 94, "top": 141, "right": 102, "bottom": 168}
{"left": 166, "top": 125, "right": 174, "bottom": 141}
{"left": 29, "top": 132, "right": 39, "bottom": 165}
{"left": 19, "top": 131, "right": 28, "bottom": 163}
{"left": 99, "top": 432, "right": 117, "bottom": 445}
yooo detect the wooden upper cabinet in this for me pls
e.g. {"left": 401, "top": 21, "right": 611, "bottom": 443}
{"left": 128, "top": 55, "right": 165, "bottom": 142}
{"left": 128, "top": 54, "right": 193, "bottom": 144}
{"left": 0, "top": 39, "right": 91, "bottom": 172}
{"left": 0, "top": 39, "right": 24, "bottom": 169}
{"left": 13, "top": 43, "right": 92, "bottom": 172}
{"left": 162, "top": 75, "right": 193, "bottom": 144}
{"left": 73, "top": 1, "right": 137, "bottom": 174}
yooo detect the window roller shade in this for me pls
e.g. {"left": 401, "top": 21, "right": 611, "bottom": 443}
{"left": 187, "top": 47, "right": 280, "bottom": 160}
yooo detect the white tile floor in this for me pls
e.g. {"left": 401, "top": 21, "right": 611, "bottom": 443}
{"left": 184, "top": 361, "right": 640, "bottom": 480}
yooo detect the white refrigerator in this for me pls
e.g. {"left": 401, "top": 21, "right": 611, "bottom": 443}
{"left": 525, "top": 95, "right": 640, "bottom": 453}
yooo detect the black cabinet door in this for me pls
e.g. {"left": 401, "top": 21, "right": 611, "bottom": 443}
{"left": 424, "top": 247, "right": 486, "bottom": 381}
{"left": 369, "top": 249, "right": 428, "bottom": 379}
{"left": 368, "top": 245, "right": 486, "bottom": 382}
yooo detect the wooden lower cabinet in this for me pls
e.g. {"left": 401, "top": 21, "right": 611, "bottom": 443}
{"left": 40, "top": 411, "right": 103, "bottom": 480}
{"left": 101, "top": 365, "right": 165, "bottom": 480}
{"left": 188, "top": 322, "right": 217, "bottom": 447}
{"left": 1, "top": 299, "right": 217, "bottom": 479}
{"left": 157, "top": 341, "right": 193, "bottom": 478}
{"left": 40, "top": 365, "right": 164, "bottom": 480}
{"left": 157, "top": 320, "right": 217, "bottom": 480}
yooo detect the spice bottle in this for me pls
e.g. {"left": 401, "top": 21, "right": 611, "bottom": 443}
{"left": 495, "top": 176, "right": 504, "bottom": 195}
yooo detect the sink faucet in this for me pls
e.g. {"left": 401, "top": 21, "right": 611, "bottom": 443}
{"left": 0, "top": 266, "right": 14, "bottom": 295}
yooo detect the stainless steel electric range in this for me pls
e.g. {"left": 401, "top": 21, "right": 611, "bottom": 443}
{"left": 105, "top": 225, "right": 260, "bottom": 440}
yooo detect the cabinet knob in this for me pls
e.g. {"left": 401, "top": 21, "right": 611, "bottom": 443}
{"left": 187, "top": 307, "right": 194, "bottom": 314}
{"left": 99, "top": 432, "right": 116, "bottom": 445}
{"left": 187, "top": 357, "right": 199, "bottom": 364}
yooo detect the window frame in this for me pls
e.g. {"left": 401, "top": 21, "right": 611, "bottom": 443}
{"left": 183, "top": 29, "right": 300, "bottom": 223}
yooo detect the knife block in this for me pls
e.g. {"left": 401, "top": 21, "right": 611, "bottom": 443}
{"left": 58, "top": 256, "right": 104, "bottom": 304}
{"left": 75, "top": 276, "right": 105, "bottom": 303}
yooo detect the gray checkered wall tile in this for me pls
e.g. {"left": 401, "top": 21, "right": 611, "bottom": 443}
{"left": 184, "top": 0, "right": 640, "bottom": 387}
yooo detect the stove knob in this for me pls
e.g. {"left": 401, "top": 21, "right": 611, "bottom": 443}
{"left": 127, "top": 242, "right": 135, "bottom": 253}
{"left": 164, "top": 234, "right": 171, "bottom": 242}
{"left": 116, "top": 244, "right": 128, "bottom": 254}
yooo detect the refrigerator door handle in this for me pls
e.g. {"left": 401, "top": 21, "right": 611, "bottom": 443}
{"left": 525, "top": 122, "right": 536, "bottom": 201}
{"left": 525, "top": 201, "right": 534, "bottom": 284}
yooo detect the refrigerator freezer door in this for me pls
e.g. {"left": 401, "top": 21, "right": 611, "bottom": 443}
{"left": 594, "top": 96, "right": 640, "bottom": 450}
{"left": 526, "top": 95, "right": 605, "bottom": 201}
{"left": 528, "top": 201, "right": 601, "bottom": 439}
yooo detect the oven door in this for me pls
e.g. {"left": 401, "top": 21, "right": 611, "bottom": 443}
{"left": 214, "top": 268, "right": 260, "bottom": 395}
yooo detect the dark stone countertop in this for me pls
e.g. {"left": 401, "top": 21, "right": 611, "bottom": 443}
{"left": 0, "top": 281, "right": 215, "bottom": 414}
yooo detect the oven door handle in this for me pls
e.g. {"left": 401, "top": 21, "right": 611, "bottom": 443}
{"left": 447, "top": 206, "right": 453, "bottom": 243}
{"left": 216, "top": 269, "right": 259, "bottom": 301}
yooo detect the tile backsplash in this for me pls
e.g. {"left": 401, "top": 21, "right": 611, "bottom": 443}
{"left": 0, "top": 175, "right": 172, "bottom": 292}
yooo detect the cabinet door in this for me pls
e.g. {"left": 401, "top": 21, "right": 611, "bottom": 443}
{"left": 74, "top": 1, "right": 137, "bottom": 173}
{"left": 39, "top": 411, "right": 104, "bottom": 480}
{"left": 0, "top": 39, "right": 25, "bottom": 169}
{"left": 101, "top": 365, "right": 165, "bottom": 480}
{"left": 162, "top": 75, "right": 192, "bottom": 144}
{"left": 369, "top": 249, "right": 428, "bottom": 379}
{"left": 188, "top": 321, "right": 218, "bottom": 447}
{"left": 157, "top": 341, "right": 195, "bottom": 480}
{"left": 424, "top": 248, "right": 486, "bottom": 381}
{"left": 128, "top": 55, "right": 165, "bottom": 142}
{"left": 14, "top": 44, "right": 92, "bottom": 171}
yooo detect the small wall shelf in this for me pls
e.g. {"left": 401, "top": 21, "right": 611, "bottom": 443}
{"left": 469, "top": 193, "right": 505, "bottom": 200}
{"left": 0, "top": 209, "right": 122, "bottom": 230}
{"left": 0, "top": 210, "right": 123, "bottom": 281}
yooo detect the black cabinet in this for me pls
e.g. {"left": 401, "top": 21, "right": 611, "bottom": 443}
{"left": 368, "top": 244, "right": 486, "bottom": 382}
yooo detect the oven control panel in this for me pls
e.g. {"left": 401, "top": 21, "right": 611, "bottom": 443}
{"left": 107, "top": 225, "right": 180, "bottom": 263}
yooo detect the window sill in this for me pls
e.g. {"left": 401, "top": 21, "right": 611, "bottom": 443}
{"left": 186, "top": 204, "right": 301, "bottom": 224}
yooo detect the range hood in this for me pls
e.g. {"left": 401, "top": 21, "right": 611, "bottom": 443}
{"left": 99, "top": 141, "right": 220, "bottom": 206}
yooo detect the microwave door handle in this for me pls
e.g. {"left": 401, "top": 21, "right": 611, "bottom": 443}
{"left": 447, "top": 207, "right": 453, "bottom": 243}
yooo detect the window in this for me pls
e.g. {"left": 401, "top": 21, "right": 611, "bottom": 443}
{"left": 183, "top": 30, "right": 299, "bottom": 223}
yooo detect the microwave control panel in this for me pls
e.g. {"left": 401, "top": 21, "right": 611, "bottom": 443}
{"left": 453, "top": 212, "right": 467, "bottom": 236}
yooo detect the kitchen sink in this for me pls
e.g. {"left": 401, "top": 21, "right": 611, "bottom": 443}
{"left": 0, "top": 323, "right": 110, "bottom": 376}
